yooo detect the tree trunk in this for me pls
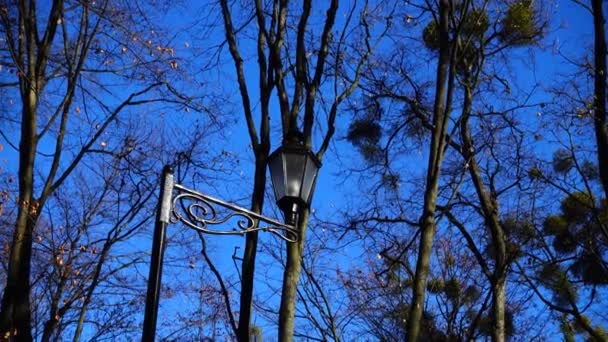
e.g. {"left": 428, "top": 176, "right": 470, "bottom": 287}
{"left": 41, "top": 273, "right": 68, "bottom": 342}
{"left": 278, "top": 208, "right": 310, "bottom": 342}
{"left": 0, "top": 1, "right": 62, "bottom": 338}
{"left": 0, "top": 89, "right": 38, "bottom": 342}
{"left": 237, "top": 155, "right": 268, "bottom": 342}
{"left": 592, "top": 0, "right": 608, "bottom": 201}
{"left": 406, "top": 1, "right": 452, "bottom": 340}
{"left": 492, "top": 279, "right": 507, "bottom": 342}
{"left": 460, "top": 86, "right": 508, "bottom": 342}
{"left": 73, "top": 241, "right": 112, "bottom": 342}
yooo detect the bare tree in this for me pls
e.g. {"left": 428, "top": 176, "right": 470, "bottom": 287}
{"left": 0, "top": 0, "right": 220, "bottom": 339}
{"left": 218, "top": 0, "right": 389, "bottom": 340}
{"left": 343, "top": 1, "right": 546, "bottom": 340}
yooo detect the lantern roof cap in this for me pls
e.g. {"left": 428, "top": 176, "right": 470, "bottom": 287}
{"left": 269, "top": 144, "right": 322, "bottom": 168}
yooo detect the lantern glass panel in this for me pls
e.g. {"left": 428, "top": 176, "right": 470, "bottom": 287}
{"left": 284, "top": 152, "right": 306, "bottom": 197}
{"left": 269, "top": 152, "right": 286, "bottom": 200}
{"left": 301, "top": 156, "right": 319, "bottom": 203}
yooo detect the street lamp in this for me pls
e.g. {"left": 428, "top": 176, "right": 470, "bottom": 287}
{"left": 268, "top": 145, "right": 321, "bottom": 226}
{"left": 142, "top": 146, "right": 319, "bottom": 340}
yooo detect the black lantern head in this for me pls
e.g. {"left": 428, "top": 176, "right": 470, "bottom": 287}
{"left": 268, "top": 146, "right": 321, "bottom": 225}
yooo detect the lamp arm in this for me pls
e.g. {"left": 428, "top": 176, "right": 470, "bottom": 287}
{"left": 171, "top": 183, "right": 299, "bottom": 243}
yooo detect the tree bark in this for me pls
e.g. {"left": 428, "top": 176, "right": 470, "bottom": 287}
{"left": 0, "top": 1, "right": 62, "bottom": 339}
{"left": 406, "top": 1, "right": 452, "bottom": 340}
{"left": 592, "top": 0, "right": 608, "bottom": 201}
{"left": 278, "top": 208, "right": 310, "bottom": 342}
{"left": 460, "top": 86, "right": 508, "bottom": 342}
{"left": 237, "top": 155, "right": 268, "bottom": 342}
{"left": 492, "top": 280, "right": 507, "bottom": 342}
{"left": 72, "top": 242, "right": 111, "bottom": 342}
{"left": 41, "top": 261, "right": 69, "bottom": 342}
{"left": 0, "top": 88, "right": 38, "bottom": 342}
{"left": 219, "top": 1, "right": 271, "bottom": 339}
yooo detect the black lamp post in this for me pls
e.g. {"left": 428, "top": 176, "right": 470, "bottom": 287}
{"left": 268, "top": 145, "right": 321, "bottom": 226}
{"left": 142, "top": 145, "right": 319, "bottom": 340}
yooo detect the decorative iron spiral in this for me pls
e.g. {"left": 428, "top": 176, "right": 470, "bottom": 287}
{"left": 169, "top": 189, "right": 298, "bottom": 242}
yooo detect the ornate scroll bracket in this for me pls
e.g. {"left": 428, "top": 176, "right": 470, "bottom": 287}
{"left": 165, "top": 183, "right": 298, "bottom": 243}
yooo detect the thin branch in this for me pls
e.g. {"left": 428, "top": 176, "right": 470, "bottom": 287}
{"left": 197, "top": 233, "right": 238, "bottom": 336}
{"left": 219, "top": 0, "right": 259, "bottom": 150}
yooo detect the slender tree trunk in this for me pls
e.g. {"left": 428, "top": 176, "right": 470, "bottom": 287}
{"left": 41, "top": 296, "right": 60, "bottom": 342}
{"left": 592, "top": 0, "right": 608, "bottom": 201}
{"left": 406, "top": 1, "right": 452, "bottom": 340}
{"left": 492, "top": 279, "right": 507, "bottom": 342}
{"left": 0, "top": 1, "right": 62, "bottom": 338}
{"left": 460, "top": 86, "right": 507, "bottom": 342}
{"left": 73, "top": 242, "right": 112, "bottom": 342}
{"left": 278, "top": 208, "right": 310, "bottom": 342}
{"left": 236, "top": 231, "right": 260, "bottom": 342}
{"left": 0, "top": 91, "right": 38, "bottom": 342}
{"left": 41, "top": 270, "right": 69, "bottom": 342}
{"left": 43, "top": 235, "right": 85, "bottom": 341}
{"left": 219, "top": 2, "right": 271, "bottom": 338}
{"left": 237, "top": 156, "right": 268, "bottom": 342}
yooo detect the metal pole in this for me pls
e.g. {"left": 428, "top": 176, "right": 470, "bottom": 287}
{"left": 142, "top": 165, "right": 174, "bottom": 341}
